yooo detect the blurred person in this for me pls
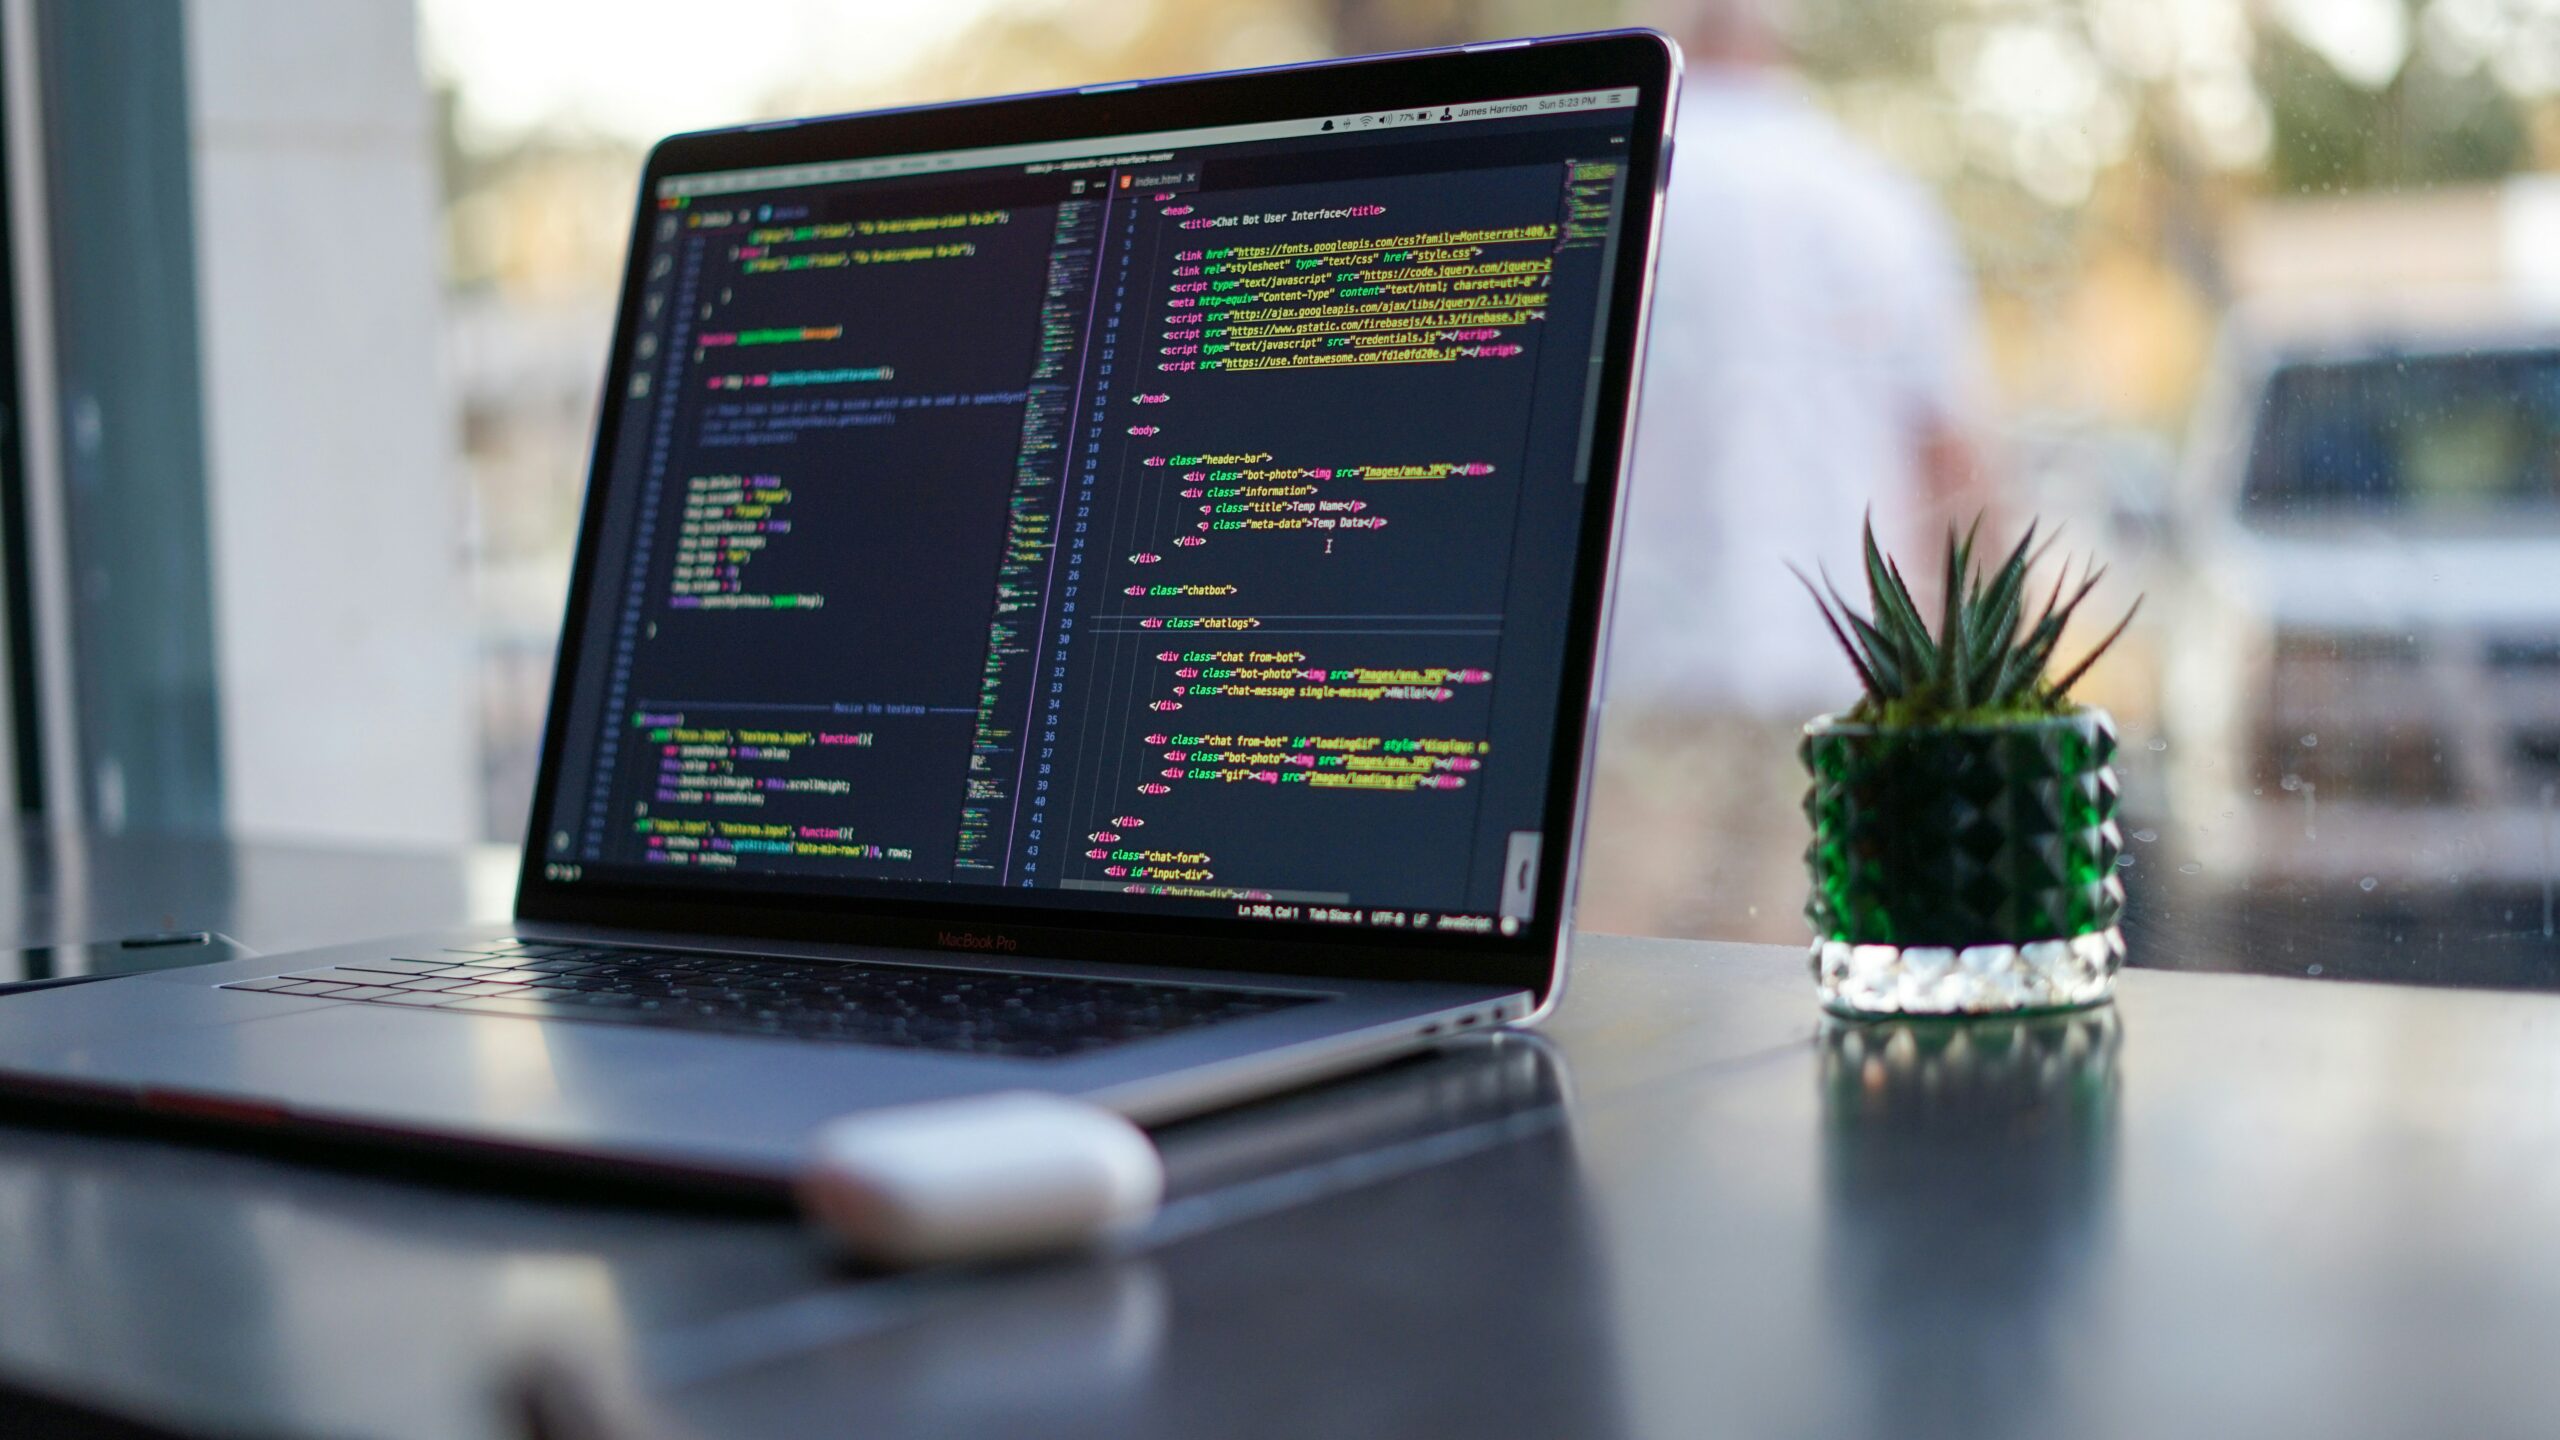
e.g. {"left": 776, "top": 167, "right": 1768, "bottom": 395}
{"left": 1580, "top": 0, "right": 1991, "bottom": 941}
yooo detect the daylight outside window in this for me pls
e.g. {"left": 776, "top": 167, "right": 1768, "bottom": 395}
{"left": 18, "top": 0, "right": 2557, "bottom": 993}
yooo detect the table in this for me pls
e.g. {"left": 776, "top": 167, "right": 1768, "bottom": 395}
{"left": 1, "top": 828, "right": 2557, "bottom": 1438}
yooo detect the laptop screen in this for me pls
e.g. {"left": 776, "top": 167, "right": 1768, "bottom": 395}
{"left": 535, "top": 80, "right": 1651, "bottom": 945}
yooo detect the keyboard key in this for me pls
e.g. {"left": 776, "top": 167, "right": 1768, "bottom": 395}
{"left": 310, "top": 967, "right": 420, "bottom": 985}
{"left": 219, "top": 946, "right": 1316, "bottom": 1056}
{"left": 337, "top": 959, "right": 449, "bottom": 977}
{"left": 568, "top": 992, "right": 643, "bottom": 1009}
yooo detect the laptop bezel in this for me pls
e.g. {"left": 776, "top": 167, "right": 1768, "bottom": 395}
{"left": 513, "top": 29, "right": 1681, "bottom": 1007}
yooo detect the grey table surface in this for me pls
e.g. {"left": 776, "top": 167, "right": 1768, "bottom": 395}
{"left": 1, "top": 827, "right": 2557, "bottom": 1438}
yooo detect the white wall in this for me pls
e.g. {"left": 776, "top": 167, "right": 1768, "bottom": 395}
{"left": 185, "top": 0, "right": 475, "bottom": 848}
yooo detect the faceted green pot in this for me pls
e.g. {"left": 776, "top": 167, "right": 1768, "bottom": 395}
{"left": 1800, "top": 708, "right": 2125, "bottom": 1017}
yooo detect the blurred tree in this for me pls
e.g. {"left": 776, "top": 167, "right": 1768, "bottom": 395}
{"left": 1782, "top": 0, "right": 1944, "bottom": 85}
{"left": 889, "top": 0, "right": 1327, "bottom": 104}
{"left": 1323, "top": 0, "right": 1617, "bottom": 52}
{"left": 2261, "top": 22, "right": 2527, "bottom": 194}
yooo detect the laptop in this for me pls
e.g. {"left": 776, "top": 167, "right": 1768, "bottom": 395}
{"left": 0, "top": 31, "right": 1680, "bottom": 1187}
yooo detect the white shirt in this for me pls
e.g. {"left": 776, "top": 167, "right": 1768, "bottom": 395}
{"left": 1604, "top": 70, "right": 1980, "bottom": 716}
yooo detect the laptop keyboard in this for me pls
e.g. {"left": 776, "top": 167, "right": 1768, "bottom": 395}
{"left": 219, "top": 940, "right": 1315, "bottom": 1060}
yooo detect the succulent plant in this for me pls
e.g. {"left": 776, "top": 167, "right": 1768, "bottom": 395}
{"left": 1795, "top": 515, "right": 2139, "bottom": 727}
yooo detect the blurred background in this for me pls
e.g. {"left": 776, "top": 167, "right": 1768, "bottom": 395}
{"left": 16, "top": 0, "right": 2560, "bottom": 987}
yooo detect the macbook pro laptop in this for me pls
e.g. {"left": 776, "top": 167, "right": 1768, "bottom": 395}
{"left": 0, "top": 31, "right": 1680, "bottom": 1187}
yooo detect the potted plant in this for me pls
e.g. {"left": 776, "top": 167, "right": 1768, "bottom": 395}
{"left": 1796, "top": 519, "right": 2139, "bottom": 1016}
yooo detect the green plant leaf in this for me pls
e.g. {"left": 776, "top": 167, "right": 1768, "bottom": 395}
{"left": 2051, "top": 596, "right": 2143, "bottom": 697}
{"left": 1796, "top": 511, "right": 2141, "bottom": 724}
{"left": 1790, "top": 564, "right": 1883, "bottom": 699}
